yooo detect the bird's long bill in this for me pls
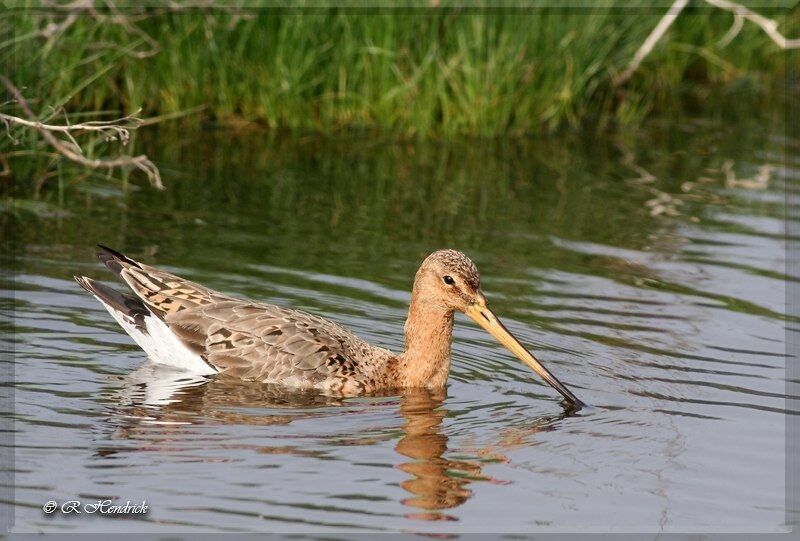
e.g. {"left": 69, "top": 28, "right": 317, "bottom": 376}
{"left": 465, "top": 304, "right": 584, "bottom": 407}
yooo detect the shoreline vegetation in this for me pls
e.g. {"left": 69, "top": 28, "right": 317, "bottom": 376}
{"left": 2, "top": 2, "right": 797, "bottom": 193}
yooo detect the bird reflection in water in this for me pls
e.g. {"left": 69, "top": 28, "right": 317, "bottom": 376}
{"left": 394, "top": 388, "right": 573, "bottom": 521}
{"left": 95, "top": 364, "right": 351, "bottom": 459}
{"left": 97, "top": 363, "right": 573, "bottom": 519}
{"left": 395, "top": 387, "right": 475, "bottom": 520}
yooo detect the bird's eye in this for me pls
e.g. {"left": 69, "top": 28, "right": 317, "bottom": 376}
{"left": 442, "top": 275, "right": 455, "bottom": 285}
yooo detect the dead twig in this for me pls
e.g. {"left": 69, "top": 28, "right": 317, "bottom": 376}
{"left": 617, "top": 0, "right": 798, "bottom": 86}
{"left": 34, "top": 0, "right": 254, "bottom": 57}
{"left": 1, "top": 75, "right": 162, "bottom": 189}
{"left": 707, "top": 0, "right": 800, "bottom": 49}
{"left": 37, "top": 0, "right": 160, "bottom": 58}
{"left": 617, "top": 0, "right": 690, "bottom": 86}
{"left": 0, "top": 112, "right": 142, "bottom": 146}
{"left": 717, "top": 8, "right": 745, "bottom": 47}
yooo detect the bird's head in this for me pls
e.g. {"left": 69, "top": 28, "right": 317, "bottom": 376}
{"left": 413, "top": 249, "right": 583, "bottom": 407}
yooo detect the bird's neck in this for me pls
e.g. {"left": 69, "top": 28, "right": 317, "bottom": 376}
{"left": 397, "top": 296, "right": 454, "bottom": 388}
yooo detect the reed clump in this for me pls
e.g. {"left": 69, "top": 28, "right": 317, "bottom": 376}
{"left": 6, "top": 3, "right": 796, "bottom": 138}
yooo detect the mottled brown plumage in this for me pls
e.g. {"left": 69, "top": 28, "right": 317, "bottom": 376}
{"left": 76, "top": 246, "right": 583, "bottom": 405}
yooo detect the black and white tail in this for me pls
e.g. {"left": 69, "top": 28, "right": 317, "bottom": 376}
{"left": 75, "top": 246, "right": 218, "bottom": 375}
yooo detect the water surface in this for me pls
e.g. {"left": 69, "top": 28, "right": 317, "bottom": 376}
{"left": 4, "top": 116, "right": 794, "bottom": 533}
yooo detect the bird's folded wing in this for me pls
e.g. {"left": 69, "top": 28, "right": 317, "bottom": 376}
{"left": 164, "top": 300, "right": 361, "bottom": 383}
{"left": 119, "top": 264, "right": 240, "bottom": 315}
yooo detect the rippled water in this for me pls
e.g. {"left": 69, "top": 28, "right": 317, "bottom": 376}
{"left": 4, "top": 115, "right": 795, "bottom": 533}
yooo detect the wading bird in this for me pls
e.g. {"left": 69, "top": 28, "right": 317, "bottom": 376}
{"left": 76, "top": 246, "right": 582, "bottom": 406}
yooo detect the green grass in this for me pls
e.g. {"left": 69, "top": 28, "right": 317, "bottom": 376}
{"left": 5, "top": 3, "right": 796, "bottom": 139}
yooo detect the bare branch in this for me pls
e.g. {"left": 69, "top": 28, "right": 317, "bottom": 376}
{"left": 717, "top": 10, "right": 744, "bottom": 48}
{"left": 617, "top": 0, "right": 798, "bottom": 86}
{"left": 93, "top": 0, "right": 160, "bottom": 58}
{"left": 32, "top": 0, "right": 255, "bottom": 58}
{"left": 705, "top": 0, "right": 800, "bottom": 49}
{"left": 0, "top": 112, "right": 141, "bottom": 145}
{"left": 36, "top": 0, "right": 160, "bottom": 58}
{"left": 1, "top": 75, "right": 162, "bottom": 189}
{"left": 616, "top": 0, "right": 690, "bottom": 86}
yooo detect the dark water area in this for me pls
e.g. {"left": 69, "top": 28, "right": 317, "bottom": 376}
{"left": 4, "top": 114, "right": 795, "bottom": 533}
